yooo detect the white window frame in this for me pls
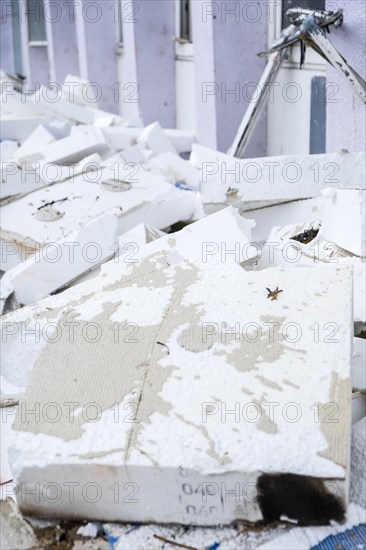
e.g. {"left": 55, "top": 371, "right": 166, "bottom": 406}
{"left": 115, "top": 0, "right": 124, "bottom": 56}
{"left": 175, "top": 0, "right": 193, "bottom": 60}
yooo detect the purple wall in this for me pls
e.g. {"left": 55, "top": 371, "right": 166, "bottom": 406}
{"left": 0, "top": 1, "right": 15, "bottom": 74}
{"left": 326, "top": 0, "right": 366, "bottom": 153}
{"left": 122, "top": 0, "right": 176, "bottom": 127}
{"left": 77, "top": 0, "right": 120, "bottom": 113}
{"left": 44, "top": 0, "right": 79, "bottom": 84}
{"left": 191, "top": 0, "right": 268, "bottom": 156}
{"left": 28, "top": 46, "right": 49, "bottom": 88}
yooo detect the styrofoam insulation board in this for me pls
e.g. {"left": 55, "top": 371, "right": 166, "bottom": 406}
{"left": 32, "top": 127, "right": 111, "bottom": 168}
{"left": 190, "top": 145, "right": 365, "bottom": 209}
{"left": 248, "top": 221, "right": 366, "bottom": 323}
{"left": 62, "top": 75, "right": 99, "bottom": 107}
{"left": 352, "top": 394, "right": 366, "bottom": 425}
{"left": 0, "top": 165, "right": 196, "bottom": 274}
{"left": 68, "top": 207, "right": 254, "bottom": 288}
{"left": 0, "top": 206, "right": 255, "bottom": 392}
{"left": 115, "top": 187, "right": 196, "bottom": 235}
{"left": 164, "top": 129, "right": 196, "bottom": 154}
{"left": 37, "top": 153, "right": 103, "bottom": 185}
{"left": 11, "top": 125, "right": 56, "bottom": 166}
{"left": 321, "top": 188, "right": 366, "bottom": 257}
{"left": 0, "top": 162, "right": 48, "bottom": 203}
{"left": 120, "top": 144, "right": 147, "bottom": 165}
{"left": 137, "top": 122, "right": 177, "bottom": 156}
{"left": 101, "top": 207, "right": 256, "bottom": 279}
{"left": 27, "top": 87, "right": 123, "bottom": 126}
{"left": 350, "top": 418, "right": 366, "bottom": 509}
{"left": 0, "top": 498, "right": 38, "bottom": 550}
{"left": 0, "top": 141, "right": 19, "bottom": 163}
{"left": 101, "top": 127, "right": 195, "bottom": 155}
{"left": 67, "top": 223, "right": 166, "bottom": 289}
{"left": 352, "top": 338, "right": 366, "bottom": 392}
{"left": 243, "top": 197, "right": 325, "bottom": 243}
{"left": 0, "top": 117, "right": 50, "bottom": 141}
{"left": 0, "top": 89, "right": 42, "bottom": 117}
{"left": 149, "top": 152, "right": 200, "bottom": 189}
{"left": 1, "top": 214, "right": 119, "bottom": 305}
{"left": 44, "top": 119, "right": 72, "bottom": 140}
{"left": 0, "top": 161, "right": 174, "bottom": 248}
{"left": 2, "top": 261, "right": 352, "bottom": 525}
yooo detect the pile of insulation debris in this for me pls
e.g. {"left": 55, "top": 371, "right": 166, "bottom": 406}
{"left": 1, "top": 73, "right": 365, "bottom": 550}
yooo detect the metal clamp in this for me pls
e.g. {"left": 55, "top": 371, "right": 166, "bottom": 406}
{"left": 229, "top": 8, "right": 365, "bottom": 158}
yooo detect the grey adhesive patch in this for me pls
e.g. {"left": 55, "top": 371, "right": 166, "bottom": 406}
{"left": 177, "top": 324, "right": 215, "bottom": 352}
{"left": 254, "top": 399, "right": 278, "bottom": 434}
{"left": 256, "top": 376, "right": 283, "bottom": 392}
{"left": 214, "top": 317, "right": 287, "bottom": 373}
{"left": 128, "top": 263, "right": 204, "bottom": 454}
{"left": 317, "top": 373, "right": 351, "bottom": 468}
{"left": 12, "top": 252, "right": 178, "bottom": 442}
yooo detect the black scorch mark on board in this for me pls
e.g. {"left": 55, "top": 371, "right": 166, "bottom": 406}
{"left": 257, "top": 473, "right": 345, "bottom": 526}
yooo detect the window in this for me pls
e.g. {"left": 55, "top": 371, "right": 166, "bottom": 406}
{"left": 26, "top": 0, "right": 46, "bottom": 42}
{"left": 282, "top": 0, "right": 325, "bottom": 28}
{"left": 117, "top": 0, "right": 123, "bottom": 43}
{"left": 180, "top": 0, "right": 192, "bottom": 43}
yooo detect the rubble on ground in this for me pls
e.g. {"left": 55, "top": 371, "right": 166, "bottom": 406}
{"left": 0, "top": 73, "right": 365, "bottom": 546}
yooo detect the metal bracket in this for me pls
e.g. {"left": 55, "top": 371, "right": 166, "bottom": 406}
{"left": 229, "top": 8, "right": 366, "bottom": 158}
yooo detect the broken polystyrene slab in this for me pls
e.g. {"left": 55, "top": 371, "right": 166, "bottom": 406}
{"left": 37, "top": 153, "right": 102, "bottom": 185}
{"left": 77, "top": 522, "right": 99, "bottom": 538}
{"left": 0, "top": 275, "right": 16, "bottom": 316}
{"left": 165, "top": 129, "right": 195, "bottom": 154}
{"left": 102, "top": 127, "right": 195, "bottom": 155}
{"left": 68, "top": 223, "right": 166, "bottom": 288}
{"left": 101, "top": 126, "right": 142, "bottom": 151}
{"left": 101, "top": 207, "right": 256, "bottom": 279}
{"left": 191, "top": 145, "right": 365, "bottom": 210}
{"left": 0, "top": 162, "right": 48, "bottom": 203}
{"left": 54, "top": 206, "right": 254, "bottom": 290}
{"left": 137, "top": 122, "right": 177, "bottom": 157}
{"left": 0, "top": 205, "right": 263, "bottom": 391}
{"left": 116, "top": 186, "right": 195, "bottom": 235}
{"left": 28, "top": 87, "right": 122, "bottom": 126}
{"left": 352, "top": 394, "right": 366, "bottom": 425}
{"left": 11, "top": 125, "right": 56, "bottom": 166}
{"left": 44, "top": 119, "right": 72, "bottom": 140}
{"left": 0, "top": 88, "right": 42, "bottom": 117}
{"left": 244, "top": 197, "right": 325, "bottom": 243}
{"left": 0, "top": 499, "right": 38, "bottom": 550}
{"left": 131, "top": 206, "right": 255, "bottom": 265}
{"left": 2, "top": 214, "right": 119, "bottom": 305}
{"left": 353, "top": 338, "right": 366, "bottom": 392}
{"left": 0, "top": 163, "right": 174, "bottom": 250}
{"left": 350, "top": 418, "right": 366, "bottom": 508}
{"left": 120, "top": 144, "right": 147, "bottom": 165}
{"left": 62, "top": 75, "right": 99, "bottom": 107}
{"left": 3, "top": 261, "right": 352, "bottom": 526}
{"left": 34, "top": 127, "right": 111, "bottom": 168}
{"left": 149, "top": 152, "right": 200, "bottom": 189}
{"left": 321, "top": 188, "right": 366, "bottom": 257}
{"left": 0, "top": 141, "right": 18, "bottom": 163}
{"left": 0, "top": 116, "right": 49, "bottom": 141}
{"left": 248, "top": 221, "right": 366, "bottom": 323}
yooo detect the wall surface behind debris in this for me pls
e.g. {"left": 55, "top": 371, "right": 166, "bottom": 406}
{"left": 191, "top": 0, "right": 267, "bottom": 157}
{"left": 326, "top": 0, "right": 366, "bottom": 153}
